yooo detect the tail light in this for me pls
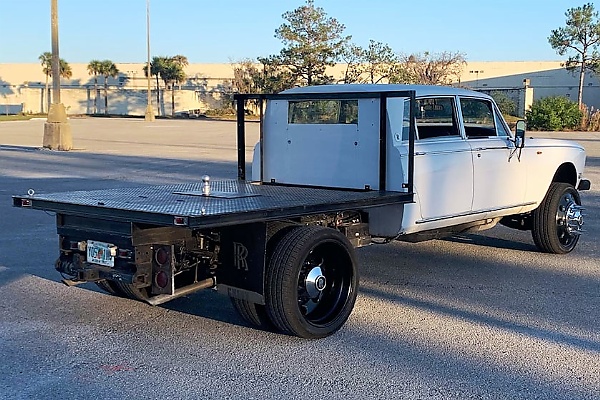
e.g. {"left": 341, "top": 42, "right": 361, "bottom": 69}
{"left": 152, "top": 245, "right": 174, "bottom": 295}
{"left": 155, "top": 246, "right": 170, "bottom": 265}
{"left": 155, "top": 271, "right": 169, "bottom": 288}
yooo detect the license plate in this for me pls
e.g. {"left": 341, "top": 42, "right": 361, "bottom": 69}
{"left": 86, "top": 240, "right": 115, "bottom": 267}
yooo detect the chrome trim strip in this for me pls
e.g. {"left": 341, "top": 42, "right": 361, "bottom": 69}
{"left": 413, "top": 149, "right": 472, "bottom": 156}
{"left": 415, "top": 202, "right": 537, "bottom": 224}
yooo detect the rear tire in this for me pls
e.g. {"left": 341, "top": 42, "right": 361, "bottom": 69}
{"left": 265, "top": 226, "right": 358, "bottom": 339}
{"left": 532, "top": 182, "right": 582, "bottom": 254}
{"left": 113, "top": 281, "right": 150, "bottom": 301}
{"left": 230, "top": 298, "right": 273, "bottom": 329}
{"left": 95, "top": 280, "right": 121, "bottom": 296}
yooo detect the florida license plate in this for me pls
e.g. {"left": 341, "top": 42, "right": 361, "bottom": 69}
{"left": 86, "top": 240, "right": 115, "bottom": 267}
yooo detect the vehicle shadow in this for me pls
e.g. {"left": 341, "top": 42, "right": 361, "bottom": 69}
{"left": 443, "top": 230, "right": 538, "bottom": 252}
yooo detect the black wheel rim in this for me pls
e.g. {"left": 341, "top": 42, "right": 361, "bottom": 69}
{"left": 296, "top": 241, "right": 353, "bottom": 326}
{"left": 555, "top": 191, "right": 582, "bottom": 249}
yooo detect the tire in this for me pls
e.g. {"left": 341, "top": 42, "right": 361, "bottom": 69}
{"left": 95, "top": 280, "right": 120, "bottom": 296}
{"left": 113, "top": 281, "right": 150, "bottom": 301}
{"left": 532, "top": 182, "right": 583, "bottom": 254}
{"left": 265, "top": 225, "right": 358, "bottom": 339}
{"left": 230, "top": 297, "right": 273, "bottom": 329}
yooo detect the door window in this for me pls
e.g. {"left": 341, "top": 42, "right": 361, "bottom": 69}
{"left": 415, "top": 97, "right": 459, "bottom": 139}
{"left": 460, "top": 98, "right": 497, "bottom": 138}
{"left": 493, "top": 106, "right": 510, "bottom": 137}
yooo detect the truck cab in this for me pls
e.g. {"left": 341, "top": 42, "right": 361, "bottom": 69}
{"left": 252, "top": 84, "right": 589, "bottom": 252}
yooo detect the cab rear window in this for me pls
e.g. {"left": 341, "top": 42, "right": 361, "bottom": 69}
{"left": 288, "top": 100, "right": 358, "bottom": 124}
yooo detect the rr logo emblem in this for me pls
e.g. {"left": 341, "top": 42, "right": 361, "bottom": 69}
{"left": 233, "top": 242, "right": 249, "bottom": 271}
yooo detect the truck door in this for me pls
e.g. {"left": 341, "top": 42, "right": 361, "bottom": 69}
{"left": 408, "top": 97, "right": 474, "bottom": 221}
{"left": 459, "top": 97, "right": 527, "bottom": 214}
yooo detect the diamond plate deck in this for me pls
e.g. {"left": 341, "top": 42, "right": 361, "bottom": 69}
{"left": 14, "top": 180, "right": 412, "bottom": 228}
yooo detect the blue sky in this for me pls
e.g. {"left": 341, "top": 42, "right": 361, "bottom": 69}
{"left": 0, "top": 0, "right": 581, "bottom": 63}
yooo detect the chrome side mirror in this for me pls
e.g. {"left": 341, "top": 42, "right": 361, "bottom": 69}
{"left": 515, "top": 120, "right": 526, "bottom": 148}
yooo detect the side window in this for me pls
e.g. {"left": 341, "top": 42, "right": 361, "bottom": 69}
{"left": 415, "top": 97, "right": 459, "bottom": 139}
{"left": 493, "top": 106, "right": 510, "bottom": 137}
{"left": 386, "top": 97, "right": 411, "bottom": 141}
{"left": 402, "top": 99, "right": 411, "bottom": 140}
{"left": 460, "top": 98, "right": 497, "bottom": 138}
{"left": 288, "top": 100, "right": 358, "bottom": 124}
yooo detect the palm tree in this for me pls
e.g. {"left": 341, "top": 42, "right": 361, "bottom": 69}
{"left": 39, "top": 52, "right": 52, "bottom": 113}
{"left": 168, "top": 55, "right": 189, "bottom": 115}
{"left": 98, "top": 60, "right": 119, "bottom": 115}
{"left": 171, "top": 55, "right": 189, "bottom": 70}
{"left": 142, "top": 55, "right": 188, "bottom": 116}
{"left": 163, "top": 63, "right": 187, "bottom": 116}
{"left": 59, "top": 59, "right": 73, "bottom": 80}
{"left": 144, "top": 56, "right": 168, "bottom": 116}
{"left": 87, "top": 60, "right": 102, "bottom": 114}
{"left": 39, "top": 52, "right": 73, "bottom": 112}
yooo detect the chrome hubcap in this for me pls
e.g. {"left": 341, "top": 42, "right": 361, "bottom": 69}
{"left": 565, "top": 203, "right": 584, "bottom": 235}
{"left": 305, "top": 265, "right": 326, "bottom": 298}
{"left": 559, "top": 196, "right": 584, "bottom": 236}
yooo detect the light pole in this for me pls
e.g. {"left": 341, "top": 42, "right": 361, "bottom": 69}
{"left": 469, "top": 70, "right": 484, "bottom": 89}
{"left": 43, "top": 0, "right": 72, "bottom": 150}
{"left": 144, "top": 0, "right": 155, "bottom": 121}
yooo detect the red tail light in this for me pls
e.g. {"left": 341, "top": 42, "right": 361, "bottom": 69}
{"left": 155, "top": 247, "right": 170, "bottom": 265}
{"left": 155, "top": 271, "right": 169, "bottom": 288}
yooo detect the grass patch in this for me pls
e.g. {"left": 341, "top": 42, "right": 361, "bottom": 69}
{"left": 0, "top": 114, "right": 36, "bottom": 122}
{"left": 503, "top": 114, "right": 522, "bottom": 130}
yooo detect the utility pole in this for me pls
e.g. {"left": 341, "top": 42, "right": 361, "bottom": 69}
{"left": 144, "top": 0, "right": 155, "bottom": 121}
{"left": 43, "top": 0, "right": 72, "bottom": 150}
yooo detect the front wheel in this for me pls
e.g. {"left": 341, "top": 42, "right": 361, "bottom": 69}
{"left": 265, "top": 226, "right": 358, "bottom": 339}
{"left": 532, "top": 182, "right": 583, "bottom": 254}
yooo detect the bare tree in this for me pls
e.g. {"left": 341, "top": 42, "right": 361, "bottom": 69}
{"left": 231, "top": 59, "right": 262, "bottom": 94}
{"left": 230, "top": 57, "right": 295, "bottom": 96}
{"left": 397, "top": 51, "right": 466, "bottom": 85}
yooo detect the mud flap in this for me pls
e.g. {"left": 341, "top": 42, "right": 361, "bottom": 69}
{"left": 217, "top": 222, "right": 267, "bottom": 305}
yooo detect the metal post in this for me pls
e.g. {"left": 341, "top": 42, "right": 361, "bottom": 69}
{"left": 378, "top": 93, "right": 387, "bottom": 191}
{"left": 144, "top": 0, "right": 155, "bottom": 121}
{"left": 43, "top": 0, "right": 72, "bottom": 151}
{"left": 236, "top": 96, "right": 246, "bottom": 180}
{"left": 50, "top": 0, "right": 60, "bottom": 105}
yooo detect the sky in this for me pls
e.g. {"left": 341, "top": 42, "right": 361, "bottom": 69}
{"left": 0, "top": 0, "right": 585, "bottom": 64}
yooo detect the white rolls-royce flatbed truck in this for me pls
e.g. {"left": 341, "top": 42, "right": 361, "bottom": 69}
{"left": 12, "top": 88, "right": 419, "bottom": 339}
{"left": 12, "top": 84, "right": 590, "bottom": 338}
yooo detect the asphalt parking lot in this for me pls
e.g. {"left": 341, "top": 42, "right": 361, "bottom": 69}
{"left": 1, "top": 117, "right": 599, "bottom": 399}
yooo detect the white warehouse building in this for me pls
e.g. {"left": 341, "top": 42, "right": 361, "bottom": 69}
{"left": 0, "top": 61, "right": 598, "bottom": 117}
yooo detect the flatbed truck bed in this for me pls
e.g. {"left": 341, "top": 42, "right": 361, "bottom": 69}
{"left": 13, "top": 180, "right": 412, "bottom": 229}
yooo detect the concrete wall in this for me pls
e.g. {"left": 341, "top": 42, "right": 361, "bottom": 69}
{"left": 458, "top": 61, "right": 600, "bottom": 109}
{"left": 1, "top": 61, "right": 599, "bottom": 116}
